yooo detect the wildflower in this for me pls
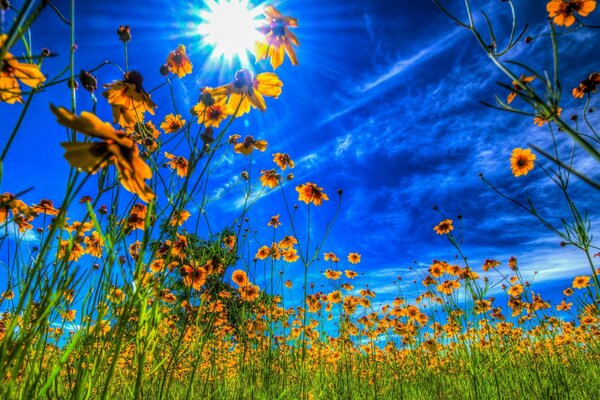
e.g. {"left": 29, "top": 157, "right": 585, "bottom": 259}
{"left": 324, "top": 252, "right": 340, "bottom": 262}
{"left": 0, "top": 34, "right": 46, "bottom": 104}
{"left": 273, "top": 152, "right": 295, "bottom": 170}
{"left": 546, "top": 0, "right": 596, "bottom": 26}
{"left": 563, "top": 287, "right": 574, "bottom": 296}
{"left": 324, "top": 269, "right": 342, "bottom": 280}
{"left": 232, "top": 270, "right": 249, "bottom": 287}
{"left": 255, "top": 5, "right": 299, "bottom": 69}
{"left": 102, "top": 70, "right": 157, "bottom": 130}
{"left": 117, "top": 25, "right": 131, "bottom": 42}
{"left": 507, "top": 284, "right": 524, "bottom": 297}
{"left": 267, "top": 214, "right": 281, "bottom": 228}
{"left": 2, "top": 290, "right": 14, "bottom": 300}
{"left": 347, "top": 253, "right": 361, "bottom": 264}
{"left": 51, "top": 105, "right": 155, "bottom": 202}
{"left": 240, "top": 284, "right": 260, "bottom": 301}
{"left": 62, "top": 309, "right": 77, "bottom": 322}
{"left": 180, "top": 262, "right": 207, "bottom": 290}
{"left": 84, "top": 231, "right": 104, "bottom": 258}
{"left": 436, "top": 280, "right": 460, "bottom": 295}
{"left": 31, "top": 199, "right": 59, "bottom": 216}
{"left": 433, "top": 219, "right": 453, "bottom": 235}
{"left": 510, "top": 148, "right": 536, "bottom": 177}
{"left": 296, "top": 182, "right": 329, "bottom": 206}
{"left": 508, "top": 256, "right": 518, "bottom": 270}
{"left": 573, "top": 72, "right": 600, "bottom": 98}
{"left": 278, "top": 235, "right": 297, "bottom": 249}
{"left": 57, "top": 239, "right": 85, "bottom": 262}
{"left": 256, "top": 245, "right": 271, "bottom": 260}
{"left": 482, "top": 259, "right": 501, "bottom": 272}
{"left": 164, "top": 152, "right": 189, "bottom": 177}
{"left": 233, "top": 135, "right": 268, "bottom": 155}
{"left": 192, "top": 88, "right": 230, "bottom": 128}
{"left": 572, "top": 275, "right": 590, "bottom": 289}
{"left": 327, "top": 290, "right": 342, "bottom": 304}
{"left": 212, "top": 68, "right": 283, "bottom": 117}
{"left": 282, "top": 248, "right": 299, "bottom": 262}
{"left": 507, "top": 75, "right": 535, "bottom": 104}
{"left": 160, "top": 113, "right": 186, "bottom": 134}
{"left": 285, "top": 280, "right": 293, "bottom": 289}
{"left": 170, "top": 210, "right": 191, "bottom": 227}
{"left": 556, "top": 300, "right": 573, "bottom": 311}
{"left": 223, "top": 235, "right": 236, "bottom": 250}
{"left": 166, "top": 45, "right": 192, "bottom": 78}
{"left": 345, "top": 270, "right": 358, "bottom": 279}
{"left": 260, "top": 169, "right": 280, "bottom": 188}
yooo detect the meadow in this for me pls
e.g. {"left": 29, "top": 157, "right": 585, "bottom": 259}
{"left": 1, "top": 0, "right": 600, "bottom": 399}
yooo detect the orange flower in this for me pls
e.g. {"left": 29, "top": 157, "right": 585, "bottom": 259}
{"left": 255, "top": 6, "right": 300, "bottom": 69}
{"left": 62, "top": 309, "right": 77, "bottom": 322}
{"left": 223, "top": 235, "right": 236, "bottom": 250}
{"left": 213, "top": 69, "right": 283, "bottom": 117}
{"left": 192, "top": 87, "right": 230, "bottom": 128}
{"left": 510, "top": 148, "right": 536, "bottom": 177}
{"left": 256, "top": 245, "right": 271, "bottom": 260}
{"left": 572, "top": 275, "right": 590, "bottom": 289}
{"left": 51, "top": 105, "right": 155, "bottom": 202}
{"left": 0, "top": 193, "right": 32, "bottom": 223}
{"left": 296, "top": 182, "right": 329, "bottom": 206}
{"left": 0, "top": 34, "right": 46, "bottom": 104}
{"left": 429, "top": 261, "right": 447, "bottom": 277}
{"left": 345, "top": 270, "right": 358, "bottom": 279}
{"left": 547, "top": 0, "right": 596, "bottom": 26}
{"left": 31, "top": 199, "right": 59, "bottom": 216}
{"left": 233, "top": 135, "right": 268, "bottom": 156}
{"left": 267, "top": 214, "right": 281, "bottom": 228}
{"left": 160, "top": 113, "right": 186, "bottom": 134}
{"left": 572, "top": 72, "right": 600, "bottom": 98}
{"left": 232, "top": 270, "right": 249, "bottom": 287}
{"left": 181, "top": 262, "right": 207, "bottom": 291}
{"left": 278, "top": 235, "right": 298, "bottom": 249}
{"left": 436, "top": 280, "right": 460, "bottom": 295}
{"left": 347, "top": 253, "right": 361, "bottom": 264}
{"left": 84, "top": 231, "right": 104, "bottom": 258}
{"left": 324, "top": 269, "right": 342, "bottom": 280}
{"left": 240, "top": 284, "right": 260, "bottom": 301}
{"left": 260, "top": 169, "right": 280, "bottom": 188}
{"left": 273, "top": 153, "right": 295, "bottom": 170}
{"left": 433, "top": 219, "right": 453, "bottom": 235}
{"left": 324, "top": 252, "right": 340, "bottom": 262}
{"left": 507, "top": 284, "right": 524, "bottom": 297}
{"left": 164, "top": 152, "right": 189, "bottom": 177}
{"left": 284, "top": 280, "right": 293, "bottom": 289}
{"left": 170, "top": 210, "right": 191, "bottom": 227}
{"left": 166, "top": 45, "right": 192, "bottom": 78}
{"left": 282, "top": 248, "right": 299, "bottom": 262}
{"left": 482, "top": 259, "right": 501, "bottom": 272}
{"left": 507, "top": 75, "right": 535, "bottom": 104}
{"left": 102, "top": 71, "right": 157, "bottom": 130}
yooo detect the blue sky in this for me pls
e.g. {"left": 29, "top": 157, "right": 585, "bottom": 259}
{"left": 2, "top": 0, "right": 600, "bottom": 308}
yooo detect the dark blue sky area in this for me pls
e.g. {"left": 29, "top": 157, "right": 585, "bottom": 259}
{"left": 2, "top": 0, "right": 600, "bottom": 306}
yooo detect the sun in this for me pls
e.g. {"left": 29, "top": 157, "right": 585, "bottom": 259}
{"left": 197, "top": 0, "right": 263, "bottom": 64}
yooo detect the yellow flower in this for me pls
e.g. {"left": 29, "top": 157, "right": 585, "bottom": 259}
{"left": 296, "top": 182, "right": 329, "bottom": 206}
{"left": 273, "top": 153, "right": 295, "bottom": 170}
{"left": 572, "top": 72, "right": 600, "bottom": 98}
{"left": 267, "top": 214, "right": 281, "bottom": 228}
{"left": 534, "top": 107, "right": 562, "bottom": 126}
{"left": 324, "top": 252, "right": 340, "bottom": 262}
{"left": 0, "top": 34, "right": 46, "bottom": 104}
{"left": 102, "top": 71, "right": 157, "bottom": 130}
{"left": 232, "top": 270, "right": 249, "bottom": 287}
{"left": 166, "top": 44, "right": 193, "bottom": 78}
{"left": 324, "top": 269, "right": 342, "bottom": 280}
{"left": 433, "top": 219, "right": 453, "bottom": 235}
{"left": 510, "top": 148, "right": 536, "bottom": 177}
{"left": 572, "top": 275, "right": 590, "bottom": 289}
{"left": 213, "top": 69, "right": 283, "bottom": 117}
{"left": 192, "top": 88, "right": 230, "bottom": 128}
{"left": 233, "top": 135, "right": 268, "bottom": 155}
{"left": 160, "top": 113, "right": 186, "bottom": 134}
{"left": 347, "top": 253, "right": 361, "bottom": 264}
{"left": 255, "top": 5, "right": 300, "bottom": 69}
{"left": 164, "top": 152, "right": 189, "bottom": 178}
{"left": 51, "top": 105, "right": 155, "bottom": 202}
{"left": 260, "top": 169, "right": 280, "bottom": 188}
{"left": 547, "top": 0, "right": 596, "bottom": 26}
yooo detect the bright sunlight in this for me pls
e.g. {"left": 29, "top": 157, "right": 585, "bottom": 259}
{"left": 197, "top": 0, "right": 263, "bottom": 63}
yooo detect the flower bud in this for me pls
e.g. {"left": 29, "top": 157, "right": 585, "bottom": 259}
{"left": 117, "top": 25, "right": 131, "bottom": 42}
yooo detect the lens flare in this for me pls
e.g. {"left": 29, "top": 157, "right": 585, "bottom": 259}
{"left": 198, "top": 0, "right": 263, "bottom": 64}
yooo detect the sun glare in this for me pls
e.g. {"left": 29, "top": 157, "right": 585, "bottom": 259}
{"left": 198, "top": 0, "right": 263, "bottom": 64}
